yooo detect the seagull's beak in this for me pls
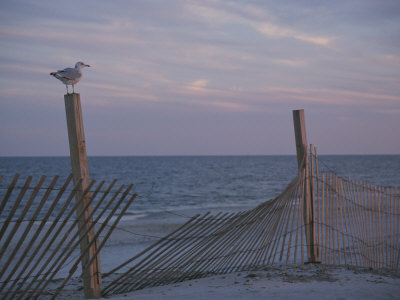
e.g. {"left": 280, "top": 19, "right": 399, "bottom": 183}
{"left": 85, "top": 64, "right": 91, "bottom": 67}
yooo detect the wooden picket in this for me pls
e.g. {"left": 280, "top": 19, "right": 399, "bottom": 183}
{"left": 0, "top": 174, "right": 136, "bottom": 299}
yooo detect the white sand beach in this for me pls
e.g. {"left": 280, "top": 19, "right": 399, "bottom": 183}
{"left": 104, "top": 264, "right": 400, "bottom": 300}
{"left": 97, "top": 208, "right": 400, "bottom": 300}
{"left": 9, "top": 208, "right": 398, "bottom": 300}
{"left": 98, "top": 210, "right": 400, "bottom": 300}
{"left": 2, "top": 202, "right": 399, "bottom": 300}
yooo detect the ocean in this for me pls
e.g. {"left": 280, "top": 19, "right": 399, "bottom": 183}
{"left": 0, "top": 155, "right": 399, "bottom": 218}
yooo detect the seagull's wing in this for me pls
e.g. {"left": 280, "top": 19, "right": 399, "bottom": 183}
{"left": 56, "top": 67, "right": 81, "bottom": 80}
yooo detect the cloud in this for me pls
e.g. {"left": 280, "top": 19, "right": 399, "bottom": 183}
{"left": 260, "top": 86, "right": 400, "bottom": 104}
{"left": 375, "top": 109, "right": 400, "bottom": 115}
{"left": 272, "top": 58, "right": 308, "bottom": 67}
{"left": 207, "top": 101, "right": 250, "bottom": 112}
{"left": 252, "top": 22, "right": 338, "bottom": 50}
{"left": 184, "top": 1, "right": 337, "bottom": 49}
{"left": 82, "top": 82, "right": 159, "bottom": 102}
{"left": 0, "top": 18, "right": 143, "bottom": 48}
{"left": 374, "top": 54, "right": 400, "bottom": 67}
{"left": 174, "top": 80, "right": 231, "bottom": 99}
{"left": 97, "top": 61, "right": 173, "bottom": 85}
{"left": 187, "top": 79, "right": 209, "bottom": 91}
{"left": 0, "top": 62, "right": 52, "bottom": 75}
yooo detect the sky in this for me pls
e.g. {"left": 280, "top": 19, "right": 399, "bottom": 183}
{"left": 0, "top": 0, "right": 399, "bottom": 156}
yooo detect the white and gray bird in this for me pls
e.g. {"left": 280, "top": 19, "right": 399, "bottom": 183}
{"left": 50, "top": 61, "right": 90, "bottom": 94}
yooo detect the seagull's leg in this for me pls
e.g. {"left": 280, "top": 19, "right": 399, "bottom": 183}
{"left": 72, "top": 84, "right": 75, "bottom": 94}
{"left": 66, "top": 85, "right": 69, "bottom": 94}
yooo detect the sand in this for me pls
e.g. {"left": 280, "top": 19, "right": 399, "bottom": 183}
{"left": 4, "top": 209, "right": 399, "bottom": 299}
{"left": 104, "top": 264, "right": 400, "bottom": 300}
{"left": 96, "top": 210, "right": 399, "bottom": 300}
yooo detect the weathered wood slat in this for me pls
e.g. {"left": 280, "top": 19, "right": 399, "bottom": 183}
{"left": 0, "top": 175, "right": 42, "bottom": 276}
{"left": 52, "top": 186, "right": 137, "bottom": 300}
{"left": 0, "top": 174, "right": 135, "bottom": 300}
{"left": 0, "top": 175, "right": 58, "bottom": 295}
{"left": 12, "top": 177, "right": 83, "bottom": 300}
{"left": 286, "top": 175, "right": 302, "bottom": 264}
{"left": 101, "top": 214, "right": 202, "bottom": 296}
{"left": 385, "top": 187, "right": 389, "bottom": 268}
{"left": 342, "top": 179, "right": 354, "bottom": 265}
{"left": 392, "top": 188, "right": 396, "bottom": 269}
{"left": 334, "top": 175, "right": 340, "bottom": 265}
{"left": 266, "top": 187, "right": 295, "bottom": 265}
{"left": 154, "top": 213, "right": 233, "bottom": 285}
{"left": 0, "top": 174, "right": 19, "bottom": 219}
{"left": 394, "top": 187, "right": 399, "bottom": 269}
{"left": 349, "top": 178, "right": 361, "bottom": 266}
{"left": 340, "top": 178, "right": 348, "bottom": 265}
{"left": 0, "top": 175, "right": 31, "bottom": 243}
{"left": 4, "top": 174, "right": 73, "bottom": 298}
{"left": 23, "top": 180, "right": 97, "bottom": 300}
{"left": 320, "top": 173, "right": 325, "bottom": 263}
{"left": 30, "top": 180, "right": 117, "bottom": 299}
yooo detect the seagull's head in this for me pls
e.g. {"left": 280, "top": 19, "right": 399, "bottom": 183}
{"left": 75, "top": 61, "right": 91, "bottom": 69}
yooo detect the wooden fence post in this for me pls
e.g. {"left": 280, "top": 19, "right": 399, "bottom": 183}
{"left": 292, "top": 109, "right": 319, "bottom": 263}
{"left": 64, "top": 93, "right": 101, "bottom": 298}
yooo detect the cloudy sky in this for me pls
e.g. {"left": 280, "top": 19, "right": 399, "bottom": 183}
{"left": 1, "top": 0, "right": 399, "bottom": 156}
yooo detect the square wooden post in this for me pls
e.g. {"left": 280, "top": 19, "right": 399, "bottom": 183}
{"left": 293, "top": 109, "right": 319, "bottom": 263}
{"left": 64, "top": 93, "right": 101, "bottom": 298}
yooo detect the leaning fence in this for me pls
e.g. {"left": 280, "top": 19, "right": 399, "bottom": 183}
{"left": 101, "top": 173, "right": 307, "bottom": 295}
{"left": 102, "top": 150, "right": 399, "bottom": 296}
{"left": 0, "top": 174, "right": 136, "bottom": 299}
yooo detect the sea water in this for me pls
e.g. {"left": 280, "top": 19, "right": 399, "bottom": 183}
{"left": 0, "top": 155, "right": 399, "bottom": 219}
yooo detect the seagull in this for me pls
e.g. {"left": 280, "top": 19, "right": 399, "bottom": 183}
{"left": 50, "top": 61, "right": 90, "bottom": 94}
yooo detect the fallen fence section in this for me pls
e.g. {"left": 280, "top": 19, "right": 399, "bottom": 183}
{"left": 102, "top": 173, "right": 307, "bottom": 296}
{"left": 0, "top": 174, "right": 136, "bottom": 299}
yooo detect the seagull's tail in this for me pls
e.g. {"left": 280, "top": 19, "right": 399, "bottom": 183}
{"left": 50, "top": 72, "right": 63, "bottom": 80}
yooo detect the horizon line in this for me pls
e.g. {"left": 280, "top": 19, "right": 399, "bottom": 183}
{"left": 1, "top": 153, "right": 399, "bottom": 158}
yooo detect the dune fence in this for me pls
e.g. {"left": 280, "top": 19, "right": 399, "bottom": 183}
{"left": 0, "top": 174, "right": 136, "bottom": 299}
{"left": 102, "top": 148, "right": 399, "bottom": 296}
{"left": 314, "top": 171, "right": 399, "bottom": 269}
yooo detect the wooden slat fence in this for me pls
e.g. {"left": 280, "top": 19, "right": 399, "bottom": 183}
{"left": 308, "top": 147, "right": 399, "bottom": 269}
{"left": 102, "top": 150, "right": 399, "bottom": 296}
{"left": 101, "top": 172, "right": 308, "bottom": 296}
{"left": 0, "top": 174, "right": 137, "bottom": 299}
{"left": 314, "top": 170, "right": 399, "bottom": 269}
